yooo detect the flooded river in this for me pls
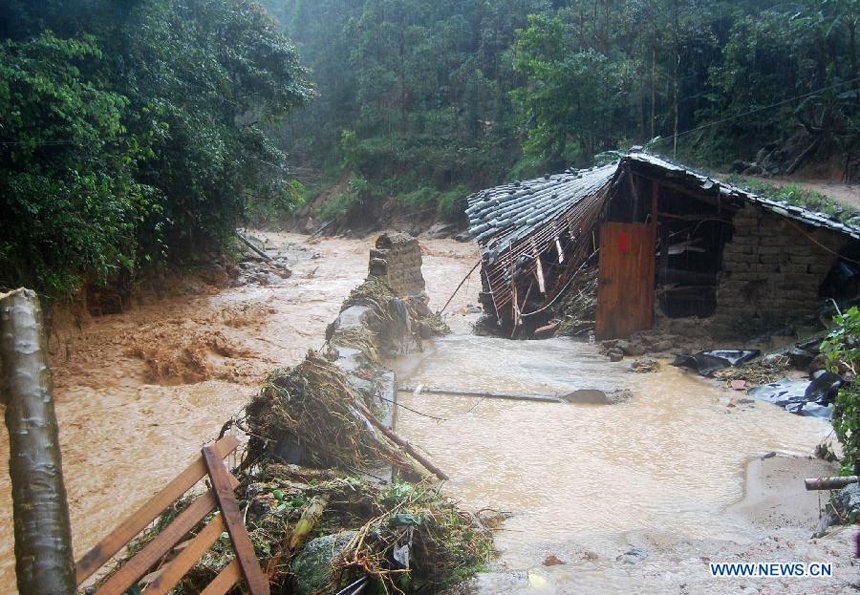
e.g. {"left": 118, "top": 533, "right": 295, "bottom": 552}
{"left": 392, "top": 336, "right": 854, "bottom": 593}
{"left": 0, "top": 231, "right": 855, "bottom": 594}
{"left": 0, "top": 232, "right": 479, "bottom": 591}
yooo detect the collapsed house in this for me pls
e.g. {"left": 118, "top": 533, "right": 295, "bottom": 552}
{"left": 466, "top": 152, "right": 860, "bottom": 339}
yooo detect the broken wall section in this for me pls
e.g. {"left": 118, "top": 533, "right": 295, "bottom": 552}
{"left": 369, "top": 232, "right": 426, "bottom": 297}
{"left": 712, "top": 205, "right": 845, "bottom": 336}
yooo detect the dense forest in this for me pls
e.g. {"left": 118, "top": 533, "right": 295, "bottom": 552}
{"left": 263, "top": 0, "right": 859, "bottom": 227}
{"left": 1, "top": 0, "right": 858, "bottom": 298}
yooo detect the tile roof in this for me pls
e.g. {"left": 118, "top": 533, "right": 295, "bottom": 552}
{"left": 465, "top": 163, "right": 618, "bottom": 264}
{"left": 626, "top": 152, "right": 860, "bottom": 241}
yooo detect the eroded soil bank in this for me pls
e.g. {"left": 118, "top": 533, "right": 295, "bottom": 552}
{"left": 0, "top": 232, "right": 480, "bottom": 591}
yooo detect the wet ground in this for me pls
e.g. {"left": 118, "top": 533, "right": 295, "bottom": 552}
{"left": 392, "top": 333, "right": 858, "bottom": 594}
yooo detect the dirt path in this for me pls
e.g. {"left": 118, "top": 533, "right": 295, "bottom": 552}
{"left": 0, "top": 231, "right": 480, "bottom": 591}
{"left": 754, "top": 176, "right": 860, "bottom": 211}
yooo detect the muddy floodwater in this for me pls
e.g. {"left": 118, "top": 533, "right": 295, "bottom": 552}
{"left": 0, "top": 233, "right": 480, "bottom": 591}
{"left": 0, "top": 231, "right": 856, "bottom": 594}
{"left": 392, "top": 336, "right": 856, "bottom": 593}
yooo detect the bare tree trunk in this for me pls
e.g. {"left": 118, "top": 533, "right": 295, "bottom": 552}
{"left": 850, "top": 18, "right": 858, "bottom": 93}
{"left": 650, "top": 41, "right": 657, "bottom": 139}
{"left": 673, "top": 50, "right": 680, "bottom": 159}
{"left": 1, "top": 288, "right": 75, "bottom": 595}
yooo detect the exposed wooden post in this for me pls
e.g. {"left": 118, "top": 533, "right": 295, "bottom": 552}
{"left": 0, "top": 288, "right": 76, "bottom": 595}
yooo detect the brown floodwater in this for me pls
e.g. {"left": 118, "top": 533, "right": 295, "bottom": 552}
{"left": 0, "top": 230, "right": 851, "bottom": 594}
{"left": 0, "top": 232, "right": 480, "bottom": 591}
{"left": 391, "top": 335, "right": 845, "bottom": 593}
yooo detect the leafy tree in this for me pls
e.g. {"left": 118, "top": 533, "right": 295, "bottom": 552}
{"left": 0, "top": 0, "right": 313, "bottom": 296}
{"left": 0, "top": 32, "right": 153, "bottom": 294}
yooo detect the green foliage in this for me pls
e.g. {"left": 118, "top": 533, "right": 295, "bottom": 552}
{"left": 0, "top": 0, "right": 312, "bottom": 297}
{"left": 399, "top": 185, "right": 469, "bottom": 220}
{"left": 821, "top": 306, "right": 860, "bottom": 474}
{"left": 317, "top": 176, "right": 383, "bottom": 224}
{"left": 0, "top": 32, "right": 153, "bottom": 295}
{"left": 726, "top": 175, "right": 857, "bottom": 223}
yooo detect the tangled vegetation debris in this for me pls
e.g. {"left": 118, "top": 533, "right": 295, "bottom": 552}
{"left": 117, "top": 465, "right": 492, "bottom": 594}
{"left": 245, "top": 352, "right": 417, "bottom": 474}
{"left": 712, "top": 355, "right": 793, "bottom": 386}
{"left": 554, "top": 267, "right": 598, "bottom": 337}
{"left": 98, "top": 270, "right": 489, "bottom": 594}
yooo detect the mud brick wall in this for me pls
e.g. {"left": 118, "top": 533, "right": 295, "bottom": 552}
{"left": 368, "top": 232, "right": 426, "bottom": 296}
{"left": 712, "top": 204, "right": 845, "bottom": 335}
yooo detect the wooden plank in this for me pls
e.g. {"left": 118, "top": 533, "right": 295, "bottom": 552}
{"left": 203, "top": 447, "right": 270, "bottom": 595}
{"left": 142, "top": 515, "right": 226, "bottom": 595}
{"left": 595, "top": 222, "right": 657, "bottom": 340}
{"left": 76, "top": 435, "right": 240, "bottom": 585}
{"left": 200, "top": 560, "right": 242, "bottom": 595}
{"left": 94, "top": 473, "right": 240, "bottom": 595}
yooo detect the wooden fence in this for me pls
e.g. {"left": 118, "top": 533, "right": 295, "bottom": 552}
{"left": 74, "top": 435, "right": 269, "bottom": 595}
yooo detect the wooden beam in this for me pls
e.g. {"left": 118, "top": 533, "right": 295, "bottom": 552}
{"left": 200, "top": 561, "right": 242, "bottom": 595}
{"left": 203, "top": 447, "right": 270, "bottom": 595}
{"left": 142, "top": 515, "right": 226, "bottom": 595}
{"left": 651, "top": 180, "right": 659, "bottom": 221}
{"left": 656, "top": 212, "right": 732, "bottom": 222}
{"left": 76, "top": 435, "right": 240, "bottom": 585}
{"left": 93, "top": 475, "right": 239, "bottom": 595}
{"left": 637, "top": 174, "right": 728, "bottom": 208}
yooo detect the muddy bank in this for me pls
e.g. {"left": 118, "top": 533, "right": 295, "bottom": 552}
{"left": 0, "top": 231, "right": 479, "bottom": 591}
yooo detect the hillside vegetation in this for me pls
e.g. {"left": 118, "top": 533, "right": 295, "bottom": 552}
{"left": 1, "top": 0, "right": 858, "bottom": 297}
{"left": 265, "top": 0, "right": 859, "bottom": 224}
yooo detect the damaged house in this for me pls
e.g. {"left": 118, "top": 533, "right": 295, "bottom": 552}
{"left": 467, "top": 152, "right": 860, "bottom": 340}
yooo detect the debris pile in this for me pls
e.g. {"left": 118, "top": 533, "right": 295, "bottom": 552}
{"left": 121, "top": 466, "right": 492, "bottom": 594}
{"left": 100, "top": 260, "right": 485, "bottom": 594}
{"left": 554, "top": 267, "right": 598, "bottom": 337}
{"left": 245, "top": 353, "right": 421, "bottom": 473}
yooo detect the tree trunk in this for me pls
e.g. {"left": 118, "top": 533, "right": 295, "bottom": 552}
{"left": 650, "top": 41, "right": 657, "bottom": 139}
{"left": 673, "top": 49, "right": 679, "bottom": 159}
{"left": 850, "top": 18, "right": 858, "bottom": 93}
{"left": 1, "top": 288, "right": 75, "bottom": 595}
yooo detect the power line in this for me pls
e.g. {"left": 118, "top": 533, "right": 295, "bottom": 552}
{"left": 653, "top": 75, "right": 860, "bottom": 144}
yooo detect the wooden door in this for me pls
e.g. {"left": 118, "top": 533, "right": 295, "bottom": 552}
{"left": 595, "top": 222, "right": 657, "bottom": 340}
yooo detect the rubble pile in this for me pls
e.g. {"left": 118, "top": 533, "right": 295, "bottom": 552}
{"left": 123, "top": 465, "right": 492, "bottom": 594}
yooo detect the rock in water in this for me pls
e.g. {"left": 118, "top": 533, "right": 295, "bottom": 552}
{"left": 631, "top": 358, "right": 660, "bottom": 373}
{"left": 292, "top": 531, "right": 357, "bottom": 595}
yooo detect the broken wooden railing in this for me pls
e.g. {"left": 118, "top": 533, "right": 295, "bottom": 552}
{"left": 75, "top": 434, "right": 270, "bottom": 595}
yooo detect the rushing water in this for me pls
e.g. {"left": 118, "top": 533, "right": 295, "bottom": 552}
{"left": 0, "top": 234, "right": 481, "bottom": 591}
{"left": 391, "top": 335, "right": 833, "bottom": 577}
{"left": 0, "top": 231, "right": 843, "bottom": 593}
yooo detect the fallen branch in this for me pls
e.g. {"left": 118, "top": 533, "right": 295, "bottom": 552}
{"left": 398, "top": 386, "right": 562, "bottom": 404}
{"left": 236, "top": 231, "right": 273, "bottom": 262}
{"left": 353, "top": 401, "right": 449, "bottom": 481}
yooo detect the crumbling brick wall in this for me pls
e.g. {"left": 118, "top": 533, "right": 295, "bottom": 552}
{"left": 368, "top": 232, "right": 426, "bottom": 296}
{"left": 712, "top": 205, "right": 845, "bottom": 335}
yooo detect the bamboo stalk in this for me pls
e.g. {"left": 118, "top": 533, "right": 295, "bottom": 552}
{"left": 1, "top": 288, "right": 76, "bottom": 594}
{"left": 398, "top": 386, "right": 562, "bottom": 404}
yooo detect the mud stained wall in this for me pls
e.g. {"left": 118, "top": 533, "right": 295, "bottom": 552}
{"left": 712, "top": 205, "right": 845, "bottom": 335}
{"left": 369, "top": 233, "right": 426, "bottom": 297}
